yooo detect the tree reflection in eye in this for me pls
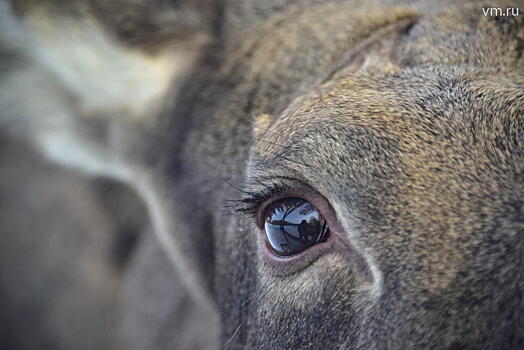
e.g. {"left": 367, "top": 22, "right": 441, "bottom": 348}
{"left": 264, "top": 198, "right": 328, "bottom": 256}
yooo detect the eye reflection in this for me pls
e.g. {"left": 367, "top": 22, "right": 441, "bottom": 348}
{"left": 264, "top": 198, "right": 328, "bottom": 256}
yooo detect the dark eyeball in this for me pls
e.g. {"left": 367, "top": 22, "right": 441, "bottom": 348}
{"left": 264, "top": 197, "right": 328, "bottom": 256}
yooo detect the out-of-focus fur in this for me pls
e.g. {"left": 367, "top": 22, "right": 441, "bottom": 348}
{"left": 1, "top": 0, "right": 523, "bottom": 349}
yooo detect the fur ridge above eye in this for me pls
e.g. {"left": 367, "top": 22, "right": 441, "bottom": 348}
{"left": 264, "top": 197, "right": 328, "bottom": 256}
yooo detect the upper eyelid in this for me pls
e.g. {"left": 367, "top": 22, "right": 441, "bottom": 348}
{"left": 244, "top": 175, "right": 307, "bottom": 200}
{"left": 227, "top": 176, "right": 307, "bottom": 215}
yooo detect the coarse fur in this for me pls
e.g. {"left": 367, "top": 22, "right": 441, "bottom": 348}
{"left": 0, "top": 0, "right": 523, "bottom": 349}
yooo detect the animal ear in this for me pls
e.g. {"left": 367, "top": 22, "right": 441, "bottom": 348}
{"left": 479, "top": 12, "right": 524, "bottom": 72}
{"left": 396, "top": 4, "right": 523, "bottom": 72}
{"left": 327, "top": 15, "right": 417, "bottom": 79}
{"left": 0, "top": 0, "right": 212, "bottom": 181}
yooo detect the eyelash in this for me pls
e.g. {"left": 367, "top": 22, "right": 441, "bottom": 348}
{"left": 226, "top": 179, "right": 293, "bottom": 215}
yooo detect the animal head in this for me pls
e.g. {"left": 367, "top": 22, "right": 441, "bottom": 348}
{"left": 1, "top": 0, "right": 523, "bottom": 349}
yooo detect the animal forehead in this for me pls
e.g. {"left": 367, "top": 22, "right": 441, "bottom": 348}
{"left": 254, "top": 71, "right": 524, "bottom": 167}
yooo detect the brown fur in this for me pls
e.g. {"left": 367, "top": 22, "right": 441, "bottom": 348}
{"left": 1, "top": 0, "right": 523, "bottom": 349}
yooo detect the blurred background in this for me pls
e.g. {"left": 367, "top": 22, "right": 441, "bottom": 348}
{"left": 0, "top": 0, "right": 220, "bottom": 348}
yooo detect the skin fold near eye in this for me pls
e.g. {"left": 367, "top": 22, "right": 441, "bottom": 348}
{"left": 264, "top": 197, "right": 328, "bottom": 256}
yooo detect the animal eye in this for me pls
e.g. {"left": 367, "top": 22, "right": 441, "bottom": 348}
{"left": 264, "top": 197, "right": 328, "bottom": 256}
